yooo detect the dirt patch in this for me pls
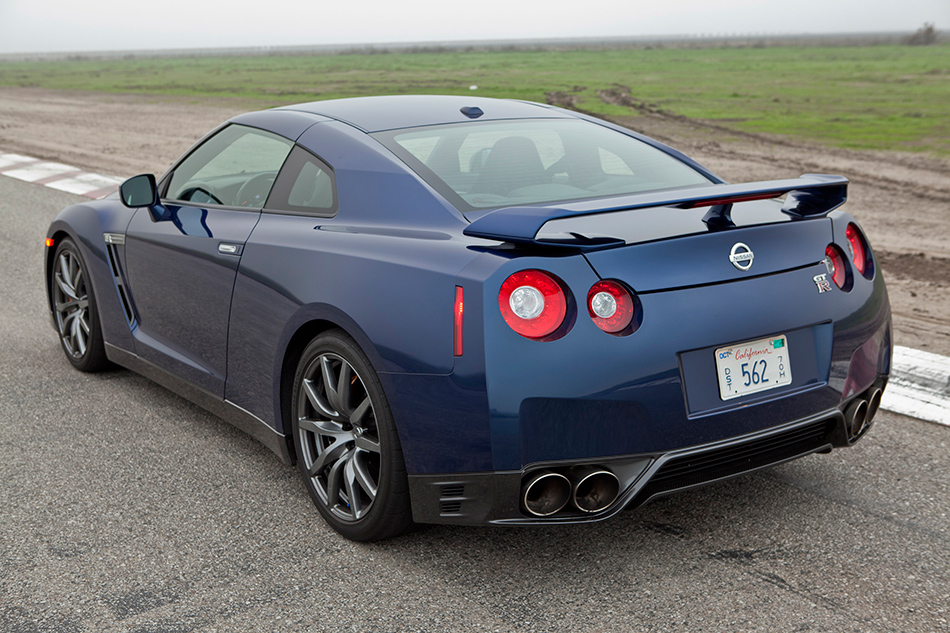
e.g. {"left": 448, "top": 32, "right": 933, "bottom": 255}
{"left": 4, "top": 86, "right": 950, "bottom": 355}
{"left": 0, "top": 87, "right": 276, "bottom": 176}
{"left": 876, "top": 251, "right": 950, "bottom": 286}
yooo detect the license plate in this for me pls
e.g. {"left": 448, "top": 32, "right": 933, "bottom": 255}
{"left": 715, "top": 335, "right": 792, "bottom": 401}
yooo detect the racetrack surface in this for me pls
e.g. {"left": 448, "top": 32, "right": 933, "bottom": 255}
{"left": 2, "top": 162, "right": 950, "bottom": 630}
{"left": 1, "top": 86, "right": 948, "bottom": 357}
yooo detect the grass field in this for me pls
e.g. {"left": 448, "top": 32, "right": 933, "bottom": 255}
{"left": 2, "top": 45, "right": 948, "bottom": 154}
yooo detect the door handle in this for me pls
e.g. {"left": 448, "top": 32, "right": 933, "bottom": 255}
{"left": 218, "top": 243, "right": 243, "bottom": 256}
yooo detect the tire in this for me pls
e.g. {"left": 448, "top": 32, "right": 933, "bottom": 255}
{"left": 51, "top": 238, "right": 110, "bottom": 372}
{"left": 291, "top": 330, "right": 413, "bottom": 541}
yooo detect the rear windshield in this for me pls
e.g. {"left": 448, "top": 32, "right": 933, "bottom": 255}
{"left": 374, "top": 119, "right": 710, "bottom": 213}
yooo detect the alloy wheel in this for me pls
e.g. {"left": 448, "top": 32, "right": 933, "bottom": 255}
{"left": 296, "top": 352, "right": 382, "bottom": 522}
{"left": 53, "top": 249, "right": 91, "bottom": 359}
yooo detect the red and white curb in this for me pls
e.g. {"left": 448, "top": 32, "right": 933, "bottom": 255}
{"left": 882, "top": 346, "right": 950, "bottom": 427}
{"left": 0, "top": 152, "right": 948, "bottom": 427}
{"left": 0, "top": 153, "right": 122, "bottom": 199}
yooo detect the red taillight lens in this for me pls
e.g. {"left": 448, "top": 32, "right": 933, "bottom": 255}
{"left": 825, "top": 244, "right": 847, "bottom": 289}
{"left": 454, "top": 286, "right": 464, "bottom": 357}
{"left": 846, "top": 223, "right": 867, "bottom": 276}
{"left": 499, "top": 270, "right": 567, "bottom": 339}
{"left": 588, "top": 280, "right": 635, "bottom": 334}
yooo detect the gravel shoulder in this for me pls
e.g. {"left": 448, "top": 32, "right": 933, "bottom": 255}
{"left": 2, "top": 86, "right": 948, "bottom": 355}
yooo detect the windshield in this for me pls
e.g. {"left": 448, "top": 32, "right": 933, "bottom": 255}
{"left": 375, "top": 119, "right": 711, "bottom": 213}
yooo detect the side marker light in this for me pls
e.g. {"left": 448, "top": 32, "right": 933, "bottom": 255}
{"left": 454, "top": 286, "right": 464, "bottom": 357}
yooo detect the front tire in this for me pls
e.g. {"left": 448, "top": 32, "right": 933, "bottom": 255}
{"left": 291, "top": 330, "right": 413, "bottom": 541}
{"left": 51, "top": 238, "right": 109, "bottom": 372}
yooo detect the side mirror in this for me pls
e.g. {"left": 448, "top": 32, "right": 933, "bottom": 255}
{"left": 119, "top": 174, "right": 168, "bottom": 221}
{"left": 120, "top": 174, "right": 159, "bottom": 207}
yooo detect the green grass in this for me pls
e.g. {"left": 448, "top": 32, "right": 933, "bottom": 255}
{"left": 2, "top": 45, "right": 948, "bottom": 154}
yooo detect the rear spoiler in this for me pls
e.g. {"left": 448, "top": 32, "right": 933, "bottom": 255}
{"left": 463, "top": 173, "right": 848, "bottom": 246}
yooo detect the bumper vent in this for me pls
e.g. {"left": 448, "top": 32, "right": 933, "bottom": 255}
{"left": 632, "top": 417, "right": 832, "bottom": 507}
{"left": 439, "top": 485, "right": 465, "bottom": 515}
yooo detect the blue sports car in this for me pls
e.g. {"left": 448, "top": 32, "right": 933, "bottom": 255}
{"left": 45, "top": 95, "right": 891, "bottom": 540}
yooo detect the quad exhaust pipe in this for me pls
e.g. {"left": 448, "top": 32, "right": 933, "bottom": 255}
{"left": 845, "top": 397, "right": 869, "bottom": 438}
{"left": 843, "top": 386, "right": 884, "bottom": 440}
{"left": 867, "top": 388, "right": 883, "bottom": 425}
{"left": 570, "top": 466, "right": 620, "bottom": 513}
{"left": 522, "top": 471, "right": 572, "bottom": 516}
{"left": 522, "top": 466, "right": 620, "bottom": 517}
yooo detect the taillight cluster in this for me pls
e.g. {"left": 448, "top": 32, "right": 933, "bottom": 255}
{"left": 498, "top": 270, "right": 568, "bottom": 339}
{"left": 824, "top": 222, "right": 872, "bottom": 291}
{"left": 587, "top": 281, "right": 635, "bottom": 334}
{"left": 499, "top": 270, "right": 640, "bottom": 340}
{"left": 846, "top": 223, "right": 869, "bottom": 276}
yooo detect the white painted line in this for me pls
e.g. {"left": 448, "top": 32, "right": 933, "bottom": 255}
{"left": 0, "top": 153, "right": 39, "bottom": 169}
{"left": 47, "top": 172, "right": 123, "bottom": 196}
{"left": 881, "top": 346, "right": 950, "bottom": 427}
{"left": 0, "top": 150, "right": 122, "bottom": 199}
{"left": 4, "top": 161, "right": 82, "bottom": 183}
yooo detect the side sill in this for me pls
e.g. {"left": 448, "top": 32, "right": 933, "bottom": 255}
{"left": 104, "top": 343, "right": 293, "bottom": 465}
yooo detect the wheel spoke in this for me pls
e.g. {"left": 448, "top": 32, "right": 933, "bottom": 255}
{"left": 303, "top": 377, "right": 338, "bottom": 419}
{"left": 335, "top": 361, "right": 354, "bottom": 415}
{"left": 350, "top": 396, "right": 371, "bottom": 427}
{"left": 61, "top": 307, "right": 79, "bottom": 329}
{"left": 343, "top": 458, "right": 364, "bottom": 518}
{"left": 354, "top": 434, "right": 380, "bottom": 453}
{"left": 70, "top": 315, "right": 86, "bottom": 356}
{"left": 324, "top": 454, "right": 348, "bottom": 508}
{"left": 351, "top": 451, "right": 378, "bottom": 498}
{"left": 298, "top": 417, "right": 345, "bottom": 437}
{"left": 72, "top": 266, "right": 84, "bottom": 294}
{"left": 56, "top": 299, "right": 87, "bottom": 313}
{"left": 320, "top": 355, "right": 344, "bottom": 414}
{"left": 55, "top": 274, "right": 78, "bottom": 301}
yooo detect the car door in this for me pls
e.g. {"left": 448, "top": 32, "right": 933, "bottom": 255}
{"left": 123, "top": 124, "right": 294, "bottom": 397}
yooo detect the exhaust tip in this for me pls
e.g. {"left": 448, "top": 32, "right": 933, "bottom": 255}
{"left": 571, "top": 467, "right": 620, "bottom": 513}
{"left": 522, "top": 471, "right": 571, "bottom": 517}
{"left": 847, "top": 398, "right": 869, "bottom": 438}
{"left": 866, "top": 388, "right": 883, "bottom": 424}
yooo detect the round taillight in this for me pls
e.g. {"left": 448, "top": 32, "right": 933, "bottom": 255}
{"left": 499, "top": 270, "right": 567, "bottom": 339}
{"left": 846, "top": 223, "right": 867, "bottom": 276}
{"left": 825, "top": 244, "right": 847, "bottom": 289}
{"left": 588, "top": 280, "right": 635, "bottom": 334}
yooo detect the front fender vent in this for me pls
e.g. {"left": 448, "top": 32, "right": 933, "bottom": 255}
{"left": 104, "top": 240, "right": 136, "bottom": 328}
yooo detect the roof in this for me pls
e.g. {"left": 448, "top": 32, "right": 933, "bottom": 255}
{"left": 276, "top": 95, "right": 573, "bottom": 133}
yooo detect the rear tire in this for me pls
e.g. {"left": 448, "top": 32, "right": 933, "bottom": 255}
{"left": 51, "top": 238, "right": 110, "bottom": 372}
{"left": 291, "top": 330, "right": 413, "bottom": 541}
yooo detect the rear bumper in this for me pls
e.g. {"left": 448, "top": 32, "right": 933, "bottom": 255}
{"left": 409, "top": 375, "right": 887, "bottom": 526}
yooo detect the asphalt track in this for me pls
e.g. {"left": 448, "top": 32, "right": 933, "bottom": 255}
{"left": 1, "top": 175, "right": 948, "bottom": 632}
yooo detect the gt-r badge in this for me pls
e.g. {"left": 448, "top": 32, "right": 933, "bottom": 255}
{"left": 729, "top": 242, "right": 754, "bottom": 271}
{"left": 813, "top": 273, "right": 833, "bottom": 293}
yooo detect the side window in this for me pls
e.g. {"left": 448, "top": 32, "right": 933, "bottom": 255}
{"left": 166, "top": 125, "right": 293, "bottom": 208}
{"left": 266, "top": 146, "right": 338, "bottom": 217}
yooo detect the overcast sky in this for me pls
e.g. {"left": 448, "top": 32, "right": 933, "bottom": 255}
{"left": 0, "top": 0, "right": 947, "bottom": 54}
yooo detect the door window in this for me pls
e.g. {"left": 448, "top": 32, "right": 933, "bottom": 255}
{"left": 166, "top": 125, "right": 293, "bottom": 208}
